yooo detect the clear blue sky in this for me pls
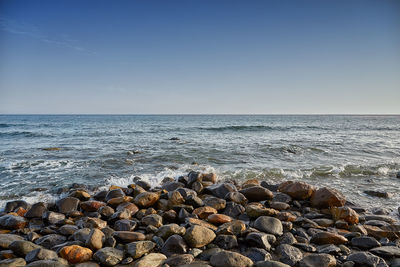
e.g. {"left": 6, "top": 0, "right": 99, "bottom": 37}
{"left": 0, "top": 0, "right": 399, "bottom": 114}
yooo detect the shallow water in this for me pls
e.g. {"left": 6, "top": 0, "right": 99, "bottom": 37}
{"left": 1, "top": 115, "right": 399, "bottom": 212}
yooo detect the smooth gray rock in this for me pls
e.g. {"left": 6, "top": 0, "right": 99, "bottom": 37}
{"left": 276, "top": 244, "right": 303, "bottom": 266}
{"left": 210, "top": 250, "right": 253, "bottom": 267}
{"left": 93, "top": 247, "right": 124, "bottom": 266}
{"left": 126, "top": 240, "right": 156, "bottom": 259}
{"left": 161, "top": 234, "right": 188, "bottom": 256}
{"left": 254, "top": 216, "right": 283, "bottom": 236}
{"left": 246, "top": 232, "right": 271, "bottom": 250}
{"left": 370, "top": 246, "right": 400, "bottom": 257}
{"left": 351, "top": 236, "right": 380, "bottom": 249}
{"left": 299, "top": 253, "right": 336, "bottom": 267}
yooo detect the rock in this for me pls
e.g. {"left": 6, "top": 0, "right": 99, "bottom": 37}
{"left": 25, "top": 202, "right": 47, "bottom": 218}
{"left": 105, "top": 189, "right": 125, "bottom": 202}
{"left": 156, "top": 223, "right": 186, "bottom": 239}
{"left": 254, "top": 216, "right": 283, "bottom": 236}
{"left": 205, "top": 183, "right": 237, "bottom": 199}
{"left": 59, "top": 245, "right": 93, "bottom": 264}
{"left": 210, "top": 250, "right": 253, "bottom": 267}
{"left": 214, "top": 235, "right": 238, "bottom": 249}
{"left": 223, "top": 202, "right": 245, "bottom": 218}
{"left": 113, "top": 231, "right": 146, "bottom": 243}
{"left": 134, "top": 192, "right": 160, "bottom": 207}
{"left": 25, "top": 248, "right": 58, "bottom": 262}
{"left": 397, "top": 171, "right": 400, "bottom": 178}
{"left": 186, "top": 217, "right": 218, "bottom": 231}
{"left": 278, "top": 181, "right": 314, "bottom": 200}
{"left": 193, "top": 206, "right": 217, "bottom": 219}
{"left": 243, "top": 247, "right": 271, "bottom": 263}
{"left": 9, "top": 240, "right": 40, "bottom": 256}
{"left": 239, "top": 186, "right": 273, "bottom": 201}
{"left": 134, "top": 253, "right": 167, "bottom": 267}
{"left": 80, "top": 201, "right": 106, "bottom": 212}
{"left": 161, "top": 235, "right": 188, "bottom": 256}
{"left": 164, "top": 254, "right": 194, "bottom": 267}
{"left": 126, "top": 240, "right": 156, "bottom": 258}
{"left": 331, "top": 206, "right": 359, "bottom": 224}
{"left": 93, "top": 247, "right": 124, "bottom": 266}
{"left": 350, "top": 236, "right": 380, "bottom": 249}
{"left": 69, "top": 190, "right": 91, "bottom": 200}
{"left": 73, "top": 228, "right": 91, "bottom": 242}
{"left": 317, "top": 244, "right": 341, "bottom": 254}
{"left": 56, "top": 197, "right": 80, "bottom": 214}
{"left": 216, "top": 220, "right": 246, "bottom": 235}
{"left": 311, "top": 187, "right": 345, "bottom": 208}
{"left": 5, "top": 200, "right": 29, "bottom": 213}
{"left": 114, "top": 219, "right": 137, "bottom": 231}
{"left": 347, "top": 251, "right": 386, "bottom": 267}
{"left": 25, "top": 258, "right": 69, "bottom": 267}
{"left": 42, "top": 211, "right": 65, "bottom": 225}
{"left": 184, "top": 225, "right": 216, "bottom": 248}
{"left": 310, "top": 232, "right": 348, "bottom": 245}
{"left": 35, "top": 234, "right": 66, "bottom": 249}
{"left": 199, "top": 248, "right": 222, "bottom": 261}
{"left": 142, "top": 214, "right": 163, "bottom": 227}
{"left": 207, "top": 214, "right": 232, "bottom": 224}
{"left": 298, "top": 253, "right": 336, "bottom": 267}
{"left": 276, "top": 244, "right": 303, "bottom": 266}
{"left": 0, "top": 234, "right": 24, "bottom": 249}
{"left": 0, "top": 214, "right": 28, "bottom": 229}
{"left": 246, "top": 232, "right": 271, "bottom": 250}
{"left": 225, "top": 192, "right": 248, "bottom": 205}
{"left": 0, "top": 258, "right": 26, "bottom": 267}
{"left": 364, "top": 190, "right": 392, "bottom": 198}
{"left": 85, "top": 228, "right": 104, "bottom": 250}
{"left": 59, "top": 224, "right": 78, "bottom": 235}
{"left": 203, "top": 197, "right": 226, "bottom": 210}
{"left": 162, "top": 181, "right": 184, "bottom": 192}
{"left": 253, "top": 261, "right": 290, "bottom": 267}
{"left": 246, "top": 203, "right": 278, "bottom": 218}
{"left": 370, "top": 246, "right": 400, "bottom": 257}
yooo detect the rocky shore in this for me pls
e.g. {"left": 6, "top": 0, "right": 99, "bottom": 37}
{"left": 1, "top": 171, "right": 400, "bottom": 267}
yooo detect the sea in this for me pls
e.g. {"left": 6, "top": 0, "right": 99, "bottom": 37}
{"left": 1, "top": 115, "right": 399, "bottom": 213}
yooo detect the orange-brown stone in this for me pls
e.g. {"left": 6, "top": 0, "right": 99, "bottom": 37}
{"left": 216, "top": 220, "right": 246, "bottom": 235}
{"left": 15, "top": 207, "right": 27, "bottom": 217}
{"left": 310, "top": 232, "right": 348, "bottom": 245}
{"left": 207, "top": 214, "right": 232, "bottom": 224}
{"left": 276, "top": 211, "right": 297, "bottom": 222}
{"left": 134, "top": 192, "right": 160, "bottom": 208}
{"left": 185, "top": 218, "right": 218, "bottom": 231}
{"left": 80, "top": 201, "right": 106, "bottom": 212}
{"left": 278, "top": 181, "right": 315, "bottom": 200}
{"left": 311, "top": 187, "right": 346, "bottom": 208}
{"left": 60, "top": 245, "right": 93, "bottom": 264}
{"left": 331, "top": 206, "right": 359, "bottom": 224}
{"left": 193, "top": 206, "right": 217, "bottom": 219}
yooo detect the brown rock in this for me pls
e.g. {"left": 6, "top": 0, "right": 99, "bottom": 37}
{"left": 278, "top": 181, "right": 314, "bottom": 200}
{"left": 331, "top": 206, "right": 359, "bottom": 224}
{"left": 60, "top": 245, "right": 93, "bottom": 264}
{"left": 85, "top": 228, "right": 104, "bottom": 250}
{"left": 134, "top": 192, "right": 160, "bottom": 208}
{"left": 216, "top": 220, "right": 246, "bottom": 235}
{"left": 207, "top": 214, "right": 232, "bottom": 225}
{"left": 239, "top": 186, "right": 273, "bottom": 201}
{"left": 193, "top": 206, "right": 217, "bottom": 219}
{"left": 80, "top": 201, "right": 106, "bottom": 212}
{"left": 310, "top": 232, "right": 348, "bottom": 245}
{"left": 184, "top": 225, "right": 216, "bottom": 248}
{"left": 0, "top": 215, "right": 27, "bottom": 230}
{"left": 113, "top": 231, "right": 146, "bottom": 243}
{"left": 185, "top": 218, "right": 218, "bottom": 231}
{"left": 277, "top": 212, "right": 297, "bottom": 222}
{"left": 246, "top": 203, "right": 278, "bottom": 218}
{"left": 311, "top": 187, "right": 346, "bottom": 208}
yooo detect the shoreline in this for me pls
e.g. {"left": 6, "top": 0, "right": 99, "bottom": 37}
{"left": 0, "top": 171, "right": 399, "bottom": 267}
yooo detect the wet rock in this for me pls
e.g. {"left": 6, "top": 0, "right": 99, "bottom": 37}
{"left": 113, "top": 231, "right": 145, "bottom": 243}
{"left": 253, "top": 261, "right": 290, "bottom": 267}
{"left": 186, "top": 217, "right": 217, "bottom": 231}
{"left": 25, "top": 202, "right": 47, "bottom": 218}
{"left": 134, "top": 253, "right": 167, "bottom": 267}
{"left": 331, "top": 206, "right": 359, "bottom": 224}
{"left": 310, "top": 232, "right": 348, "bottom": 245}
{"left": 162, "top": 181, "right": 184, "bottom": 192}
{"left": 35, "top": 234, "right": 66, "bottom": 249}
{"left": 279, "top": 232, "right": 297, "bottom": 245}
{"left": 254, "top": 216, "right": 283, "bottom": 236}
{"left": 184, "top": 225, "right": 216, "bottom": 248}
{"left": 9, "top": 240, "right": 40, "bottom": 256}
{"left": 239, "top": 186, "right": 273, "bottom": 201}
{"left": 310, "top": 187, "right": 346, "bottom": 208}
{"left": 350, "top": 236, "right": 380, "bottom": 249}
{"left": 216, "top": 220, "right": 246, "bottom": 235}
{"left": 85, "top": 228, "right": 104, "bottom": 250}
{"left": 246, "top": 232, "right": 271, "bottom": 250}
{"left": 0, "top": 234, "right": 24, "bottom": 249}
{"left": 59, "top": 224, "right": 78, "bottom": 235}
{"left": 93, "top": 247, "right": 124, "bottom": 266}
{"left": 5, "top": 200, "right": 29, "bottom": 213}
{"left": 278, "top": 181, "right": 314, "bottom": 200}
{"left": 164, "top": 254, "right": 194, "bottom": 267}
{"left": 347, "top": 251, "right": 387, "bottom": 267}
{"left": 161, "top": 235, "right": 188, "bottom": 256}
{"left": 214, "top": 234, "right": 238, "bottom": 249}
{"left": 80, "top": 201, "right": 106, "bottom": 212}
{"left": 69, "top": 190, "right": 91, "bottom": 200}
{"left": 270, "top": 201, "right": 290, "bottom": 211}
{"left": 25, "top": 248, "right": 58, "bottom": 262}
{"left": 0, "top": 258, "right": 26, "bottom": 267}
{"left": 276, "top": 244, "right": 303, "bottom": 266}
{"left": 370, "top": 245, "right": 400, "bottom": 257}
{"left": 105, "top": 189, "right": 125, "bottom": 202}
{"left": 298, "top": 253, "right": 336, "bottom": 267}
{"left": 364, "top": 190, "right": 392, "bottom": 198}
{"left": 134, "top": 192, "right": 160, "bottom": 208}
{"left": 210, "top": 250, "right": 253, "bottom": 267}
{"left": 126, "top": 240, "right": 156, "bottom": 258}
{"left": 59, "top": 245, "right": 93, "bottom": 264}
{"left": 56, "top": 197, "right": 80, "bottom": 214}
{"left": 0, "top": 214, "right": 28, "bottom": 229}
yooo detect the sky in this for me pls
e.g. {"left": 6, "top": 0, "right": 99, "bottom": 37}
{"left": 0, "top": 0, "right": 399, "bottom": 114}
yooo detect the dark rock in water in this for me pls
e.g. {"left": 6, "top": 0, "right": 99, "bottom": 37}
{"left": 276, "top": 244, "right": 303, "bottom": 266}
{"left": 105, "top": 189, "right": 125, "bottom": 202}
{"left": 278, "top": 181, "right": 314, "bottom": 200}
{"left": 162, "top": 181, "right": 184, "bottom": 192}
{"left": 214, "top": 234, "right": 238, "bottom": 249}
{"left": 347, "top": 251, "right": 387, "bottom": 267}
{"left": 370, "top": 246, "right": 400, "bottom": 257}
{"left": 0, "top": 258, "right": 27, "bottom": 267}
{"left": 310, "top": 187, "right": 346, "bottom": 208}
{"left": 56, "top": 197, "right": 80, "bottom": 214}
{"left": 239, "top": 186, "right": 274, "bottom": 201}
{"left": 93, "top": 247, "right": 124, "bottom": 266}
{"left": 25, "top": 202, "right": 47, "bottom": 218}
{"left": 260, "top": 181, "right": 279, "bottom": 192}
{"left": 9, "top": 240, "right": 40, "bottom": 256}
{"left": 351, "top": 236, "right": 380, "bottom": 249}
{"left": 164, "top": 254, "right": 194, "bottom": 267}
{"left": 35, "top": 234, "right": 67, "bottom": 249}
{"left": 298, "top": 253, "right": 336, "bottom": 267}
{"left": 254, "top": 216, "right": 283, "bottom": 236}
{"left": 397, "top": 171, "right": 400, "bottom": 178}
{"left": 243, "top": 247, "right": 272, "bottom": 263}
{"left": 203, "top": 196, "right": 226, "bottom": 210}
{"left": 254, "top": 260, "right": 290, "bottom": 267}
{"left": 204, "top": 183, "right": 237, "bottom": 199}
{"left": 5, "top": 200, "right": 29, "bottom": 213}
{"left": 246, "top": 232, "right": 271, "bottom": 250}
{"left": 0, "top": 214, "right": 27, "bottom": 229}
{"left": 161, "top": 234, "right": 188, "bottom": 256}
{"left": 210, "top": 250, "right": 253, "bottom": 267}
{"left": 364, "top": 190, "right": 392, "bottom": 198}
{"left": 126, "top": 240, "right": 156, "bottom": 259}
{"left": 136, "top": 180, "right": 151, "bottom": 191}
{"left": 169, "top": 137, "right": 180, "bottom": 140}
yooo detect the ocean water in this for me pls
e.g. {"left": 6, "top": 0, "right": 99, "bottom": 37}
{"left": 1, "top": 115, "right": 400, "bottom": 212}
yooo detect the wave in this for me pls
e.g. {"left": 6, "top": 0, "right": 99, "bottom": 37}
{"left": 197, "top": 125, "right": 325, "bottom": 132}
{"left": 0, "top": 131, "right": 53, "bottom": 138}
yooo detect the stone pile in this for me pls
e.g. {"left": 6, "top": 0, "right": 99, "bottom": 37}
{"left": 0, "top": 171, "right": 400, "bottom": 267}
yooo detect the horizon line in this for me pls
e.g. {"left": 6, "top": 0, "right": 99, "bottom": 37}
{"left": 1, "top": 113, "right": 400, "bottom": 116}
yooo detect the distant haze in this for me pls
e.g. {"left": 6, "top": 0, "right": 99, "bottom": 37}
{"left": 0, "top": 0, "right": 399, "bottom": 114}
